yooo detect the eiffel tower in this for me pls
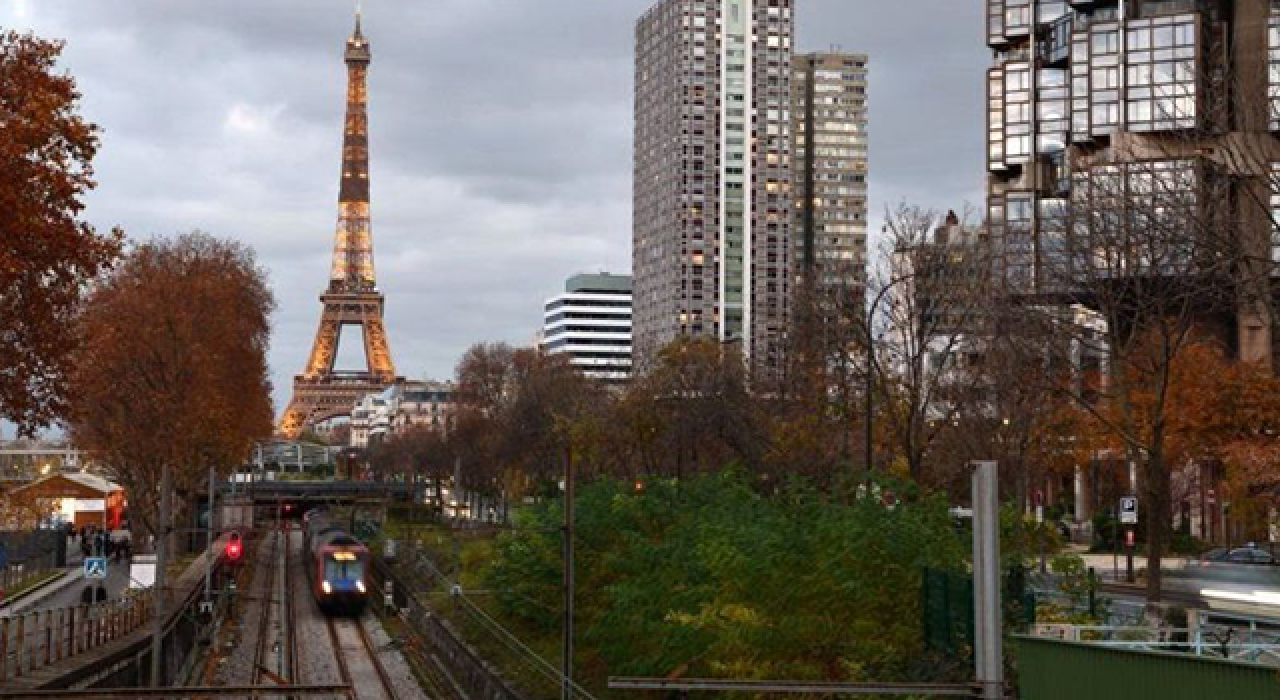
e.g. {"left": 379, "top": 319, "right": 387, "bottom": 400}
{"left": 279, "top": 11, "right": 399, "bottom": 438}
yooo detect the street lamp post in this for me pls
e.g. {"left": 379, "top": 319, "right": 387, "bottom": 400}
{"left": 862, "top": 274, "right": 907, "bottom": 475}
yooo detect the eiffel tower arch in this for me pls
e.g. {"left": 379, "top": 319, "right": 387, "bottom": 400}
{"left": 279, "top": 13, "right": 400, "bottom": 438}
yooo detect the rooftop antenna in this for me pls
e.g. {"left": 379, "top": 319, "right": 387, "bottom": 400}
{"left": 355, "top": 0, "right": 364, "bottom": 36}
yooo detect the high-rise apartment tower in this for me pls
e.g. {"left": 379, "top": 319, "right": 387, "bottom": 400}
{"left": 792, "top": 52, "right": 870, "bottom": 299}
{"left": 986, "top": 0, "right": 1280, "bottom": 365}
{"left": 633, "top": 0, "right": 795, "bottom": 375}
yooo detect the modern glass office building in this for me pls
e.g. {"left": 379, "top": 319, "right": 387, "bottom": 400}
{"left": 986, "top": 0, "right": 1280, "bottom": 364}
{"left": 542, "top": 273, "right": 634, "bottom": 383}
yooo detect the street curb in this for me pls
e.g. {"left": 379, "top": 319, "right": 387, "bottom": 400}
{"left": 0, "top": 569, "right": 71, "bottom": 611}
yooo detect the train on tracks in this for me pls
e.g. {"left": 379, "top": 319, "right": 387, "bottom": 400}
{"left": 302, "top": 508, "right": 371, "bottom": 614}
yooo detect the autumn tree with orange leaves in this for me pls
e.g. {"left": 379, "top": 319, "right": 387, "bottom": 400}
{"left": 0, "top": 31, "right": 122, "bottom": 434}
{"left": 1132, "top": 341, "right": 1280, "bottom": 541}
{"left": 67, "top": 233, "right": 275, "bottom": 543}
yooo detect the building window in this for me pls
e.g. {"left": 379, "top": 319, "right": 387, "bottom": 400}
{"left": 1272, "top": 163, "right": 1280, "bottom": 264}
{"left": 1091, "top": 30, "right": 1119, "bottom": 55}
{"left": 1091, "top": 102, "right": 1118, "bottom": 126}
{"left": 1125, "top": 14, "right": 1198, "bottom": 131}
{"left": 1091, "top": 67, "right": 1119, "bottom": 90}
{"left": 1006, "top": 68, "right": 1031, "bottom": 92}
{"left": 1270, "top": 14, "right": 1280, "bottom": 130}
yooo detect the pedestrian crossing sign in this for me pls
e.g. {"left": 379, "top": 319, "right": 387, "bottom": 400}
{"left": 85, "top": 557, "right": 108, "bottom": 579}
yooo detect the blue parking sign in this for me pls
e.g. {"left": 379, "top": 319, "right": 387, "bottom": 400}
{"left": 85, "top": 557, "right": 108, "bottom": 579}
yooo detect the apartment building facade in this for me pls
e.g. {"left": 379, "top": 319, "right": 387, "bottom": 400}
{"left": 633, "top": 0, "right": 795, "bottom": 375}
{"left": 792, "top": 52, "right": 870, "bottom": 299}
{"left": 349, "top": 379, "right": 456, "bottom": 448}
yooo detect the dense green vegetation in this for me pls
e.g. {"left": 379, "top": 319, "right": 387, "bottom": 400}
{"left": 480, "top": 472, "right": 970, "bottom": 684}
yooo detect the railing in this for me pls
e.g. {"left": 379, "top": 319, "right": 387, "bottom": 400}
{"left": 1, "top": 563, "right": 59, "bottom": 600}
{"left": 219, "top": 480, "right": 411, "bottom": 497}
{"left": 0, "top": 592, "right": 152, "bottom": 682}
{"left": 1030, "top": 623, "right": 1280, "bottom": 665}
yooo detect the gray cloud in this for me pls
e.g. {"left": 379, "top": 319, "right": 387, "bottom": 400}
{"left": 0, "top": 0, "right": 989, "bottom": 418}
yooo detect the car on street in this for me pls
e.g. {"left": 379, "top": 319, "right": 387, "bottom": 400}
{"left": 1180, "top": 545, "right": 1280, "bottom": 588}
{"left": 1199, "top": 546, "right": 1277, "bottom": 567}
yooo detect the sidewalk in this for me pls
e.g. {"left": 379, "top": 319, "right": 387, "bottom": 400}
{"left": 1065, "top": 546, "right": 1190, "bottom": 578}
{"left": 0, "top": 567, "right": 82, "bottom": 617}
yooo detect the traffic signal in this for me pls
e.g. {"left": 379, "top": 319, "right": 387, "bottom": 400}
{"left": 225, "top": 532, "right": 243, "bottom": 562}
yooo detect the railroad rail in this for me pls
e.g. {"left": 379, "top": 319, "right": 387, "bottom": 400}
{"left": 326, "top": 615, "right": 398, "bottom": 700}
{"left": 284, "top": 528, "right": 300, "bottom": 691}
{"left": 0, "top": 686, "right": 349, "bottom": 699}
{"left": 250, "top": 531, "right": 279, "bottom": 688}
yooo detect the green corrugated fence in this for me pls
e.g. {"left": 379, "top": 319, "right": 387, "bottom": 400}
{"left": 1017, "top": 635, "right": 1280, "bottom": 700}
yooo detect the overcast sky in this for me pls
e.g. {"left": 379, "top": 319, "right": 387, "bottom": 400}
{"left": 0, "top": 0, "right": 989, "bottom": 418}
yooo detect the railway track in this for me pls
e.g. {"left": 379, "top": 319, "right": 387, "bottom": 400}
{"left": 249, "top": 528, "right": 299, "bottom": 698}
{"left": 284, "top": 528, "right": 300, "bottom": 695}
{"left": 251, "top": 531, "right": 278, "bottom": 688}
{"left": 326, "top": 614, "right": 400, "bottom": 700}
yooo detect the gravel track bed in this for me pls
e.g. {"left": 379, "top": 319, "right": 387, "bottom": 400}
{"left": 359, "top": 611, "right": 431, "bottom": 700}
{"left": 208, "top": 527, "right": 431, "bottom": 700}
{"left": 210, "top": 530, "right": 274, "bottom": 698}
{"left": 291, "top": 528, "right": 346, "bottom": 697}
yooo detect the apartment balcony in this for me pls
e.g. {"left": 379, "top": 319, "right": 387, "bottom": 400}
{"left": 1037, "top": 14, "right": 1072, "bottom": 68}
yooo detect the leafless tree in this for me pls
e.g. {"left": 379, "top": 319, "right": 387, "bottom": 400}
{"left": 869, "top": 203, "right": 996, "bottom": 486}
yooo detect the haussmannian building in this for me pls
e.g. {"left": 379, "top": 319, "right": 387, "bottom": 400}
{"left": 633, "top": 0, "right": 795, "bottom": 376}
{"left": 985, "top": 0, "right": 1280, "bottom": 366}
{"left": 792, "top": 51, "right": 870, "bottom": 300}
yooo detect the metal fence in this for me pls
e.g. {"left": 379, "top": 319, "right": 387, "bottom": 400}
{"left": 1016, "top": 635, "right": 1280, "bottom": 700}
{"left": 0, "top": 593, "right": 152, "bottom": 682}
{"left": 370, "top": 552, "right": 530, "bottom": 700}
{"left": 0, "top": 531, "right": 66, "bottom": 594}
{"left": 1031, "top": 622, "right": 1280, "bottom": 665}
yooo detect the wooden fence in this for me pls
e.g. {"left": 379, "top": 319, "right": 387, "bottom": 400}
{"left": 0, "top": 593, "right": 152, "bottom": 682}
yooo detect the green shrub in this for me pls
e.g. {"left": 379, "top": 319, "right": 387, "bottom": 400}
{"left": 483, "top": 472, "right": 968, "bottom": 683}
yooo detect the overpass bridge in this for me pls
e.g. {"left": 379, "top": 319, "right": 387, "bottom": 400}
{"left": 216, "top": 479, "right": 413, "bottom": 505}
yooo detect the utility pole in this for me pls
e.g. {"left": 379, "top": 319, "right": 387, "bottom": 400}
{"left": 204, "top": 465, "right": 215, "bottom": 606}
{"left": 150, "top": 463, "right": 172, "bottom": 687}
{"left": 972, "top": 460, "right": 1003, "bottom": 700}
{"left": 562, "top": 448, "right": 575, "bottom": 700}
{"left": 864, "top": 326, "right": 874, "bottom": 474}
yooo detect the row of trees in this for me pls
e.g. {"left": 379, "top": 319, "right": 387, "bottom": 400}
{"left": 0, "top": 32, "right": 276, "bottom": 541}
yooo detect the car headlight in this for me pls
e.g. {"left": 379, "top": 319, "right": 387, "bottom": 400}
{"left": 356, "top": 580, "right": 366, "bottom": 594}
{"left": 322, "top": 581, "right": 332, "bottom": 594}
